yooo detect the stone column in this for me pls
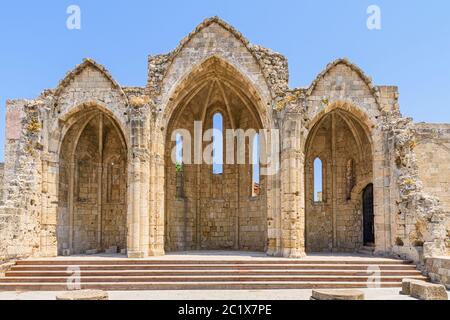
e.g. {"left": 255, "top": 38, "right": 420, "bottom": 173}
{"left": 127, "top": 113, "right": 151, "bottom": 258}
{"left": 139, "top": 152, "right": 150, "bottom": 256}
{"left": 266, "top": 173, "right": 280, "bottom": 256}
{"left": 148, "top": 126, "right": 165, "bottom": 256}
{"left": 40, "top": 153, "right": 59, "bottom": 257}
{"left": 373, "top": 127, "right": 389, "bottom": 254}
{"left": 127, "top": 148, "right": 151, "bottom": 258}
{"left": 127, "top": 154, "right": 141, "bottom": 258}
{"left": 280, "top": 116, "right": 306, "bottom": 258}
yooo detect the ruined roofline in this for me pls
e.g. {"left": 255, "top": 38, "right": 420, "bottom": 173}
{"left": 415, "top": 122, "right": 450, "bottom": 129}
{"left": 5, "top": 98, "right": 44, "bottom": 109}
{"left": 146, "top": 16, "right": 289, "bottom": 98}
{"left": 5, "top": 87, "right": 55, "bottom": 107}
{"left": 52, "top": 58, "right": 129, "bottom": 104}
{"left": 147, "top": 16, "right": 286, "bottom": 64}
{"left": 286, "top": 84, "right": 398, "bottom": 95}
{"left": 4, "top": 18, "right": 406, "bottom": 114}
{"left": 146, "top": 17, "right": 388, "bottom": 106}
{"left": 7, "top": 57, "right": 395, "bottom": 114}
{"left": 305, "top": 58, "right": 380, "bottom": 102}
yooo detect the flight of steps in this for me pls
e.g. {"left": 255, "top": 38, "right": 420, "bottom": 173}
{"left": 0, "top": 258, "right": 427, "bottom": 291}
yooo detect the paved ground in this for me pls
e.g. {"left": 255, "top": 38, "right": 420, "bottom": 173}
{"left": 0, "top": 288, "right": 432, "bottom": 300}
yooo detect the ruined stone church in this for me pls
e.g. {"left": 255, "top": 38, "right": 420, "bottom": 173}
{"left": 0, "top": 17, "right": 449, "bottom": 271}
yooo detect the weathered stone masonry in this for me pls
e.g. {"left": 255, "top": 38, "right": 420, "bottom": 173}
{"left": 0, "top": 18, "right": 448, "bottom": 275}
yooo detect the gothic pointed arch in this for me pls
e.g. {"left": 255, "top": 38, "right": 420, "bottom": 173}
{"left": 57, "top": 106, "right": 128, "bottom": 255}
{"left": 162, "top": 54, "right": 272, "bottom": 253}
{"left": 304, "top": 108, "right": 374, "bottom": 252}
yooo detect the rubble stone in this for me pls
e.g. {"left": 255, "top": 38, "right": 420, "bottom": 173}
{"left": 311, "top": 289, "right": 365, "bottom": 300}
{"left": 56, "top": 290, "right": 109, "bottom": 301}
{"left": 410, "top": 281, "right": 448, "bottom": 300}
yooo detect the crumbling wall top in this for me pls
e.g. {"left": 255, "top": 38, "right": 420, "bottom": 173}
{"left": 306, "top": 58, "right": 380, "bottom": 104}
{"left": 147, "top": 16, "right": 289, "bottom": 99}
{"left": 53, "top": 58, "right": 128, "bottom": 104}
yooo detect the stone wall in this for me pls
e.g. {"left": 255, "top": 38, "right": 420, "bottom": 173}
{"left": 0, "top": 98, "right": 43, "bottom": 262}
{"left": 0, "top": 163, "right": 4, "bottom": 204}
{"left": 426, "top": 257, "right": 450, "bottom": 289}
{"left": 305, "top": 110, "right": 372, "bottom": 252}
{"left": 390, "top": 118, "right": 448, "bottom": 262}
{"left": 415, "top": 123, "right": 450, "bottom": 253}
{"left": 148, "top": 16, "right": 288, "bottom": 105}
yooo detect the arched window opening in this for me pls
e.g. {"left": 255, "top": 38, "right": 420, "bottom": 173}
{"left": 251, "top": 134, "right": 260, "bottom": 197}
{"left": 175, "top": 133, "right": 184, "bottom": 198}
{"left": 175, "top": 133, "right": 183, "bottom": 172}
{"left": 313, "top": 157, "right": 323, "bottom": 202}
{"left": 212, "top": 113, "right": 223, "bottom": 175}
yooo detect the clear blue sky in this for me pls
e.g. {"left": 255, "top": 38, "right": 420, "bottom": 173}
{"left": 1, "top": 1, "right": 449, "bottom": 161}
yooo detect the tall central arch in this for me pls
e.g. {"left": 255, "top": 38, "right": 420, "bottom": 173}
{"left": 163, "top": 58, "right": 269, "bottom": 252}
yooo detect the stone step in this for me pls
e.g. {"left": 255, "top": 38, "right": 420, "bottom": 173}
{"left": 1, "top": 257, "right": 422, "bottom": 291}
{"left": 0, "top": 275, "right": 427, "bottom": 283}
{"left": 9, "top": 264, "right": 419, "bottom": 272}
{"left": 15, "top": 259, "right": 412, "bottom": 266}
{"left": 5, "top": 269, "right": 424, "bottom": 277}
{"left": 0, "top": 281, "right": 405, "bottom": 291}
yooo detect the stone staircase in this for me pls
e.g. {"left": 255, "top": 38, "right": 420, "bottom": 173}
{"left": 0, "top": 257, "right": 427, "bottom": 291}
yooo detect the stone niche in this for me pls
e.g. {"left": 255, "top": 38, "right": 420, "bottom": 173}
{"left": 57, "top": 112, "right": 127, "bottom": 255}
{"left": 305, "top": 110, "right": 373, "bottom": 252}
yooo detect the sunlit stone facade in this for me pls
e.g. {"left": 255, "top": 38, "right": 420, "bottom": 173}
{"left": 0, "top": 17, "right": 448, "bottom": 269}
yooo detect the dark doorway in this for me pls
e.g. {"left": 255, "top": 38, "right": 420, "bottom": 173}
{"left": 362, "top": 183, "right": 375, "bottom": 246}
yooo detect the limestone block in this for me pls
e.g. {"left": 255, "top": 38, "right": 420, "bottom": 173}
{"left": 311, "top": 289, "right": 365, "bottom": 300}
{"left": 400, "top": 278, "right": 423, "bottom": 295}
{"left": 410, "top": 281, "right": 448, "bottom": 300}
{"left": 56, "top": 290, "right": 109, "bottom": 301}
{"left": 426, "top": 257, "right": 450, "bottom": 289}
{"left": 105, "top": 246, "right": 118, "bottom": 254}
{"left": 85, "top": 249, "right": 98, "bottom": 255}
{"left": 6, "top": 106, "right": 24, "bottom": 140}
{"left": 0, "top": 261, "right": 16, "bottom": 277}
